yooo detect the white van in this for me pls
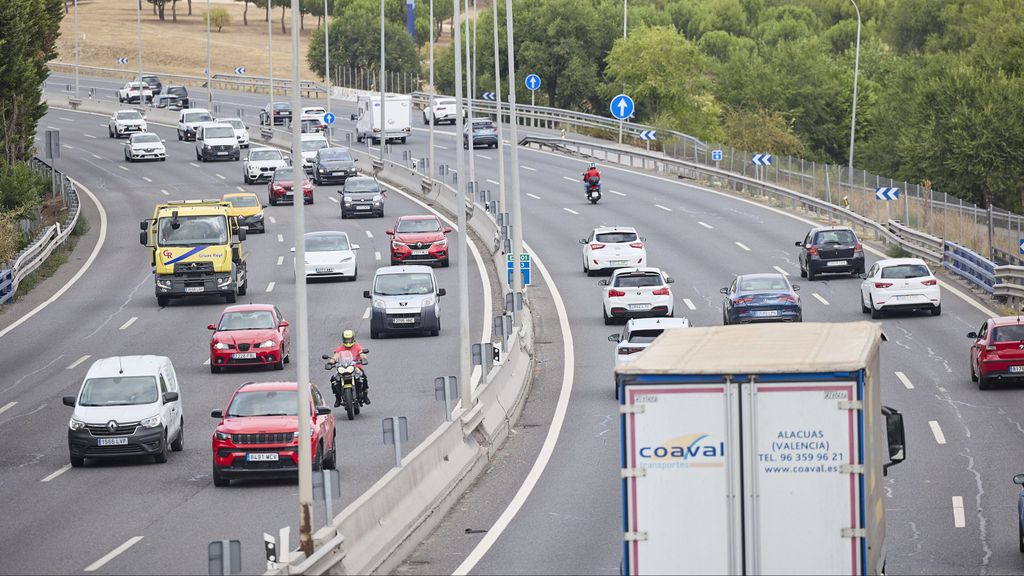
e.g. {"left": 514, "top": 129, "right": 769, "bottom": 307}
{"left": 351, "top": 94, "right": 412, "bottom": 145}
{"left": 363, "top": 265, "right": 445, "bottom": 338}
{"left": 62, "top": 355, "right": 184, "bottom": 467}
{"left": 195, "top": 122, "right": 241, "bottom": 161}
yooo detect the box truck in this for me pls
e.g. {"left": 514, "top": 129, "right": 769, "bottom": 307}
{"left": 616, "top": 322, "right": 906, "bottom": 575}
{"left": 351, "top": 94, "right": 412, "bottom": 145}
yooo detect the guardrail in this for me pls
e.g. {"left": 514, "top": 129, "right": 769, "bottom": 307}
{"left": 887, "top": 220, "right": 943, "bottom": 263}
{"left": 944, "top": 241, "right": 995, "bottom": 294}
{"left": 0, "top": 158, "right": 81, "bottom": 305}
{"left": 994, "top": 265, "right": 1024, "bottom": 304}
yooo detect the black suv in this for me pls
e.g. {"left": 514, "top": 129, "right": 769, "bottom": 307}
{"left": 796, "top": 226, "right": 865, "bottom": 280}
{"left": 141, "top": 74, "right": 162, "bottom": 95}
{"left": 165, "top": 85, "right": 190, "bottom": 108}
{"left": 339, "top": 176, "right": 384, "bottom": 218}
{"left": 312, "top": 147, "right": 357, "bottom": 185}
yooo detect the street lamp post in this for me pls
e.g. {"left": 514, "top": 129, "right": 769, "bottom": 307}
{"left": 504, "top": 0, "right": 524, "bottom": 323}
{"left": 74, "top": 0, "right": 79, "bottom": 99}
{"left": 136, "top": 0, "right": 142, "bottom": 101}
{"left": 207, "top": 0, "right": 213, "bottom": 108}
{"left": 491, "top": 0, "right": 506, "bottom": 212}
{"left": 451, "top": 0, "right": 472, "bottom": 411}
{"left": 463, "top": 0, "right": 475, "bottom": 187}
{"left": 623, "top": 0, "right": 627, "bottom": 38}
{"left": 323, "top": 0, "right": 331, "bottom": 139}
{"left": 847, "top": 0, "right": 861, "bottom": 189}
{"left": 379, "top": 0, "right": 385, "bottom": 164}
{"left": 428, "top": 0, "right": 435, "bottom": 178}
{"left": 268, "top": 0, "right": 274, "bottom": 120}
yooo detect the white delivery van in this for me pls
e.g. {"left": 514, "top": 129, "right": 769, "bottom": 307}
{"left": 351, "top": 94, "right": 412, "bottom": 144}
{"left": 363, "top": 265, "right": 445, "bottom": 338}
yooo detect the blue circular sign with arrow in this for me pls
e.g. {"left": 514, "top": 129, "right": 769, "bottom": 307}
{"left": 525, "top": 74, "right": 541, "bottom": 92}
{"left": 610, "top": 94, "right": 634, "bottom": 120}
{"left": 323, "top": 112, "right": 335, "bottom": 126}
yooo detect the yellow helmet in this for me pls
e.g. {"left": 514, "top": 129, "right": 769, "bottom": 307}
{"left": 342, "top": 329, "right": 355, "bottom": 347}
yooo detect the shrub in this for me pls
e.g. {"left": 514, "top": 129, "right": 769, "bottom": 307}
{"left": 206, "top": 8, "right": 231, "bottom": 32}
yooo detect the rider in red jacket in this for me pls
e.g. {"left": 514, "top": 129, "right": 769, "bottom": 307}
{"left": 583, "top": 162, "right": 601, "bottom": 186}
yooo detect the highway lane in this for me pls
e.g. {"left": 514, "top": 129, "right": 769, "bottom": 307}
{"left": 0, "top": 107, "right": 488, "bottom": 574}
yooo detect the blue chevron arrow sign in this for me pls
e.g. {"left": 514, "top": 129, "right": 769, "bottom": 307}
{"left": 638, "top": 130, "right": 657, "bottom": 141}
{"left": 482, "top": 92, "right": 496, "bottom": 101}
{"left": 875, "top": 187, "right": 901, "bottom": 201}
{"left": 234, "top": 67, "right": 246, "bottom": 74}
{"left": 751, "top": 153, "right": 773, "bottom": 166}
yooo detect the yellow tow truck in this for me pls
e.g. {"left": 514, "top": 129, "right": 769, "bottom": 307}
{"left": 140, "top": 199, "right": 248, "bottom": 307}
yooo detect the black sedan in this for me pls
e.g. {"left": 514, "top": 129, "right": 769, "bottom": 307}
{"left": 312, "top": 147, "right": 358, "bottom": 185}
{"left": 721, "top": 273, "right": 802, "bottom": 324}
{"left": 464, "top": 118, "right": 498, "bottom": 149}
{"left": 796, "top": 226, "right": 865, "bottom": 280}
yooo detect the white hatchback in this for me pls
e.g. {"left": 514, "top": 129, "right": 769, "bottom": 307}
{"left": 599, "top": 267, "right": 675, "bottom": 325}
{"left": 296, "top": 231, "right": 359, "bottom": 281}
{"left": 123, "top": 132, "right": 166, "bottom": 162}
{"left": 859, "top": 257, "right": 941, "bottom": 318}
{"left": 580, "top": 226, "right": 647, "bottom": 275}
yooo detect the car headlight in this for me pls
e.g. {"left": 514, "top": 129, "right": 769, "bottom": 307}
{"left": 213, "top": 342, "right": 229, "bottom": 350}
{"left": 258, "top": 339, "right": 276, "bottom": 349}
{"left": 422, "top": 296, "right": 435, "bottom": 307}
{"left": 215, "top": 430, "right": 231, "bottom": 441}
{"left": 140, "top": 414, "right": 162, "bottom": 429}
{"left": 393, "top": 241, "right": 407, "bottom": 248}
{"left": 156, "top": 279, "right": 172, "bottom": 290}
{"left": 372, "top": 298, "right": 386, "bottom": 309}
{"left": 141, "top": 123, "right": 148, "bottom": 131}
{"left": 253, "top": 210, "right": 264, "bottom": 220}
{"left": 343, "top": 196, "right": 352, "bottom": 204}
{"left": 69, "top": 418, "right": 86, "bottom": 431}
{"left": 372, "top": 194, "right": 382, "bottom": 202}
{"left": 434, "top": 238, "right": 448, "bottom": 247}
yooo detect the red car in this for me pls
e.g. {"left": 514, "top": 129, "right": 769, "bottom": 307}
{"left": 209, "top": 304, "right": 290, "bottom": 373}
{"left": 268, "top": 166, "right": 313, "bottom": 206}
{"left": 210, "top": 381, "right": 336, "bottom": 487}
{"left": 387, "top": 215, "right": 452, "bottom": 267}
{"left": 969, "top": 316, "right": 1024, "bottom": 389}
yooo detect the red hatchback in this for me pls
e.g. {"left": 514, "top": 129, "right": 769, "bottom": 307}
{"left": 968, "top": 316, "right": 1024, "bottom": 389}
{"left": 268, "top": 166, "right": 313, "bottom": 205}
{"left": 209, "top": 304, "right": 290, "bottom": 373}
{"left": 387, "top": 215, "right": 452, "bottom": 267}
{"left": 210, "top": 381, "right": 336, "bottom": 486}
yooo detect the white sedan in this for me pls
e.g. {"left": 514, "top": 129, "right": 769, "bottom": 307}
{"left": 608, "top": 316, "right": 690, "bottom": 386}
{"left": 599, "top": 267, "right": 674, "bottom": 325}
{"left": 859, "top": 257, "right": 941, "bottom": 318}
{"left": 123, "top": 132, "right": 166, "bottom": 162}
{"left": 580, "top": 226, "right": 647, "bottom": 276}
{"left": 296, "top": 231, "right": 359, "bottom": 280}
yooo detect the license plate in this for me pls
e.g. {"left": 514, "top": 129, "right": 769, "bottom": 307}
{"left": 628, "top": 304, "right": 650, "bottom": 311}
{"left": 610, "top": 260, "right": 628, "bottom": 266}
{"left": 752, "top": 310, "right": 779, "bottom": 317}
{"left": 1011, "top": 366, "right": 1024, "bottom": 373}
{"left": 827, "top": 260, "right": 848, "bottom": 266}
{"left": 315, "top": 267, "right": 334, "bottom": 273}
{"left": 411, "top": 249, "right": 429, "bottom": 255}
{"left": 185, "top": 287, "right": 204, "bottom": 293}
{"left": 247, "top": 453, "right": 279, "bottom": 461}
{"left": 356, "top": 205, "right": 371, "bottom": 210}
{"left": 97, "top": 437, "right": 129, "bottom": 446}
{"left": 893, "top": 295, "right": 918, "bottom": 302}
{"left": 233, "top": 352, "right": 257, "bottom": 359}
{"left": 216, "top": 151, "right": 228, "bottom": 156}
{"left": 392, "top": 317, "right": 416, "bottom": 324}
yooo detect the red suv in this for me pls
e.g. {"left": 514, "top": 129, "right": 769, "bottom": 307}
{"left": 210, "top": 381, "right": 336, "bottom": 487}
{"left": 208, "top": 304, "right": 290, "bottom": 373}
{"left": 968, "top": 317, "right": 1024, "bottom": 390}
{"left": 387, "top": 215, "right": 452, "bottom": 267}
{"left": 268, "top": 166, "right": 313, "bottom": 206}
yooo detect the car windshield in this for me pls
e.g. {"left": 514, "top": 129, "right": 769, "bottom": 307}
{"left": 226, "top": 195, "right": 259, "bottom": 208}
{"left": 168, "top": 87, "right": 186, "bottom": 95}
{"left": 218, "top": 310, "right": 276, "bottom": 330}
{"left": 301, "top": 139, "right": 328, "bottom": 152}
{"left": 117, "top": 111, "right": 143, "bottom": 120}
{"left": 627, "top": 329, "right": 664, "bottom": 344}
{"left": 133, "top": 134, "right": 160, "bottom": 144}
{"left": 220, "top": 119, "right": 245, "bottom": 130}
{"left": 374, "top": 273, "right": 434, "bottom": 296}
{"left": 814, "top": 230, "right": 857, "bottom": 244}
{"left": 614, "top": 273, "right": 664, "bottom": 288}
{"left": 249, "top": 150, "right": 282, "bottom": 161}
{"left": 880, "top": 264, "right": 930, "bottom": 279}
{"left": 993, "top": 325, "right": 1024, "bottom": 342}
{"left": 185, "top": 112, "right": 213, "bottom": 123}
{"left": 79, "top": 376, "right": 158, "bottom": 406}
{"left": 320, "top": 149, "right": 353, "bottom": 161}
{"left": 142, "top": 76, "right": 159, "bottom": 83}
{"left": 274, "top": 168, "right": 294, "bottom": 181}
{"left": 157, "top": 215, "right": 228, "bottom": 246}
{"left": 273, "top": 103, "right": 291, "bottom": 111}
{"left": 305, "top": 234, "right": 349, "bottom": 252}
{"left": 204, "top": 127, "right": 235, "bottom": 139}
{"left": 396, "top": 219, "right": 441, "bottom": 233}
{"left": 738, "top": 276, "right": 789, "bottom": 292}
{"left": 227, "top": 389, "right": 298, "bottom": 417}
{"left": 596, "top": 232, "right": 638, "bottom": 243}
{"left": 345, "top": 179, "right": 379, "bottom": 193}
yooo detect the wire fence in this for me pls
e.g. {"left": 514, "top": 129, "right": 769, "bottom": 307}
{"left": 330, "top": 66, "right": 420, "bottom": 98}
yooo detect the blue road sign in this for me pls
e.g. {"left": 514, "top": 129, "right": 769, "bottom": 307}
{"left": 323, "top": 112, "right": 335, "bottom": 125}
{"left": 751, "top": 153, "right": 773, "bottom": 166}
{"left": 1019, "top": 239, "right": 1024, "bottom": 255}
{"left": 482, "top": 92, "right": 496, "bottom": 101}
{"left": 507, "top": 253, "right": 532, "bottom": 286}
{"left": 525, "top": 74, "right": 541, "bottom": 92}
{"left": 116, "top": 57, "right": 128, "bottom": 65}
{"left": 638, "top": 130, "right": 656, "bottom": 141}
{"left": 234, "top": 66, "right": 246, "bottom": 75}
{"left": 610, "top": 94, "right": 634, "bottom": 120}
{"left": 203, "top": 68, "right": 209, "bottom": 75}
{"left": 711, "top": 149, "right": 723, "bottom": 162}
{"left": 875, "top": 187, "right": 901, "bottom": 201}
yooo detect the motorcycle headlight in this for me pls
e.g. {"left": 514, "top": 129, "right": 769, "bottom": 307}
{"left": 68, "top": 418, "right": 86, "bottom": 431}
{"left": 213, "top": 341, "right": 229, "bottom": 350}
{"left": 141, "top": 414, "right": 162, "bottom": 429}
{"left": 258, "top": 339, "right": 276, "bottom": 348}
{"left": 215, "top": 430, "right": 231, "bottom": 441}
{"left": 372, "top": 298, "right": 386, "bottom": 309}
{"left": 422, "top": 296, "right": 436, "bottom": 307}
{"left": 341, "top": 366, "right": 355, "bottom": 374}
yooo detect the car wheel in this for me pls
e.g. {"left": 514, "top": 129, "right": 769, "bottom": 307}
{"left": 212, "top": 463, "right": 230, "bottom": 487}
{"left": 153, "top": 431, "right": 169, "bottom": 463}
{"left": 401, "top": 137, "right": 407, "bottom": 143}
{"left": 313, "top": 443, "right": 325, "bottom": 470}
{"left": 170, "top": 419, "right": 184, "bottom": 451}
{"left": 273, "top": 357, "right": 284, "bottom": 370}
{"left": 799, "top": 261, "right": 807, "bottom": 278}
{"left": 441, "top": 257, "right": 450, "bottom": 268}
{"left": 970, "top": 360, "right": 978, "bottom": 382}
{"left": 870, "top": 298, "right": 883, "bottom": 319}
{"left": 390, "top": 258, "right": 399, "bottom": 266}
{"left": 196, "top": 150, "right": 202, "bottom": 161}
{"left": 177, "top": 130, "right": 183, "bottom": 141}
{"left": 70, "top": 455, "right": 85, "bottom": 468}
{"left": 860, "top": 293, "right": 870, "bottom": 313}
{"left": 323, "top": 432, "right": 337, "bottom": 470}
{"left": 806, "top": 267, "right": 816, "bottom": 281}
{"left": 931, "top": 304, "right": 942, "bottom": 316}
{"left": 430, "top": 319, "right": 440, "bottom": 337}
{"left": 157, "top": 295, "right": 170, "bottom": 307}
{"left": 269, "top": 196, "right": 277, "bottom": 206}
{"left": 210, "top": 363, "right": 220, "bottom": 374}
{"left": 979, "top": 374, "right": 993, "bottom": 391}
{"left": 603, "top": 308, "right": 614, "bottom": 326}
{"left": 108, "top": 127, "right": 114, "bottom": 138}
{"left": 1019, "top": 517, "right": 1024, "bottom": 553}
{"left": 370, "top": 328, "right": 381, "bottom": 339}
{"left": 584, "top": 261, "right": 591, "bottom": 276}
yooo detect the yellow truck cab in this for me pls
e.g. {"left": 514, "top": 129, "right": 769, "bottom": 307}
{"left": 140, "top": 199, "right": 248, "bottom": 307}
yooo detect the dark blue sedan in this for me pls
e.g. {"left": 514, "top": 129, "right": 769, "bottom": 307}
{"left": 721, "top": 273, "right": 802, "bottom": 324}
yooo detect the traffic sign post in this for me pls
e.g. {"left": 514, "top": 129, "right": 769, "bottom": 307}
{"left": 610, "top": 94, "right": 634, "bottom": 145}
{"left": 1019, "top": 239, "right": 1024, "bottom": 255}
{"left": 875, "top": 186, "right": 900, "bottom": 223}
{"left": 711, "top": 149, "right": 723, "bottom": 165}
{"left": 323, "top": 112, "right": 336, "bottom": 126}
{"left": 506, "top": 252, "right": 531, "bottom": 288}
{"left": 525, "top": 74, "right": 540, "bottom": 107}
{"left": 234, "top": 66, "right": 246, "bottom": 75}
{"left": 751, "top": 153, "right": 772, "bottom": 181}
{"left": 482, "top": 92, "right": 496, "bottom": 101}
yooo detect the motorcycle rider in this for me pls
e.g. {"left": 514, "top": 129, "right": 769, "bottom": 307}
{"left": 582, "top": 162, "right": 601, "bottom": 195}
{"left": 330, "top": 329, "right": 370, "bottom": 407}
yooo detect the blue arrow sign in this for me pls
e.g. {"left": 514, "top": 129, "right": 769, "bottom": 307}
{"left": 525, "top": 74, "right": 541, "bottom": 92}
{"left": 610, "top": 94, "right": 634, "bottom": 120}
{"left": 482, "top": 92, "right": 496, "bottom": 101}
{"left": 711, "top": 149, "right": 723, "bottom": 162}
{"left": 874, "top": 186, "right": 901, "bottom": 201}
{"left": 234, "top": 66, "right": 246, "bottom": 75}
{"left": 1019, "top": 239, "right": 1024, "bottom": 255}
{"left": 751, "top": 153, "right": 773, "bottom": 166}
{"left": 638, "top": 130, "right": 657, "bottom": 141}
{"left": 323, "top": 112, "right": 335, "bottom": 126}
{"left": 116, "top": 57, "right": 128, "bottom": 65}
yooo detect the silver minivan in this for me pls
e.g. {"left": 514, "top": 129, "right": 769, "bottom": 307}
{"left": 363, "top": 265, "right": 446, "bottom": 338}
{"left": 63, "top": 356, "right": 184, "bottom": 467}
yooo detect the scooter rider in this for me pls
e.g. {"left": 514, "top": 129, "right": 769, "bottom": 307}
{"left": 331, "top": 329, "right": 370, "bottom": 407}
{"left": 582, "top": 162, "right": 601, "bottom": 196}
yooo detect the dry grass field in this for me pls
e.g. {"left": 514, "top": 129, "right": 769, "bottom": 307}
{"left": 54, "top": 0, "right": 319, "bottom": 79}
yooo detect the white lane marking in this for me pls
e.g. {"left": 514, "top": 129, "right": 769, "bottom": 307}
{"left": 698, "top": 221, "right": 713, "bottom": 229}
{"left": 486, "top": 179, "right": 500, "bottom": 185}
{"left": 812, "top": 293, "right": 830, "bottom": 306}
{"left": 454, "top": 240, "right": 574, "bottom": 575}
{"left": 46, "top": 126, "right": 59, "bottom": 130}
{"left": 563, "top": 208, "right": 579, "bottom": 215}
{"left": 41, "top": 464, "right": 72, "bottom": 483}
{"left": 526, "top": 193, "right": 541, "bottom": 200}
{"left": 374, "top": 251, "right": 382, "bottom": 261}
{"left": 521, "top": 165, "right": 536, "bottom": 171}
{"left": 773, "top": 266, "right": 789, "bottom": 276}
{"left": 84, "top": 134, "right": 97, "bottom": 139}
{"left": 189, "top": 162, "right": 200, "bottom": 168}
{"left": 160, "top": 189, "right": 169, "bottom": 196}
{"left": 203, "top": 358, "right": 210, "bottom": 365}
{"left": 329, "top": 196, "right": 338, "bottom": 203}
{"left": 276, "top": 256, "right": 284, "bottom": 266}
{"left": 0, "top": 401, "right": 17, "bottom": 415}
{"left": 91, "top": 153, "right": 102, "bottom": 160}
{"left": 236, "top": 186, "right": 246, "bottom": 192}
{"left": 655, "top": 204, "right": 672, "bottom": 212}
{"left": 266, "top": 281, "right": 276, "bottom": 293}
{"left": 268, "top": 216, "right": 277, "bottom": 224}
{"left": 277, "top": 234, "right": 284, "bottom": 243}
{"left": 365, "top": 230, "right": 373, "bottom": 239}
{"left": 952, "top": 496, "right": 966, "bottom": 528}
{"left": 683, "top": 298, "right": 696, "bottom": 311}
{"left": 118, "top": 317, "right": 138, "bottom": 330}
{"left": 735, "top": 241, "right": 751, "bottom": 251}
{"left": 562, "top": 176, "right": 577, "bottom": 182}
{"left": 62, "top": 144, "right": 75, "bottom": 150}
{"left": 66, "top": 355, "right": 91, "bottom": 370}
{"left": 142, "top": 176, "right": 152, "bottom": 183}
{"left": 929, "top": 420, "right": 947, "bottom": 445}
{"left": 435, "top": 144, "right": 449, "bottom": 150}
{"left": 59, "top": 117, "right": 76, "bottom": 122}
{"left": 476, "top": 154, "right": 492, "bottom": 160}
{"left": 895, "top": 371, "right": 914, "bottom": 389}
{"left": 118, "top": 165, "right": 129, "bottom": 172}
{"left": 84, "top": 536, "right": 144, "bottom": 572}
{"left": 610, "top": 190, "right": 627, "bottom": 196}
{"left": 215, "top": 173, "right": 226, "bottom": 180}
{"left": 362, "top": 307, "right": 370, "bottom": 319}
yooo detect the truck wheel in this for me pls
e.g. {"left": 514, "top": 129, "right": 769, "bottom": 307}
{"left": 157, "top": 295, "right": 170, "bottom": 307}
{"left": 237, "top": 272, "right": 247, "bottom": 296}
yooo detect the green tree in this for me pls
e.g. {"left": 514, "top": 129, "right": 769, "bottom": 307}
{"left": 307, "top": 11, "right": 420, "bottom": 81}
{"left": 205, "top": 7, "right": 231, "bottom": 32}
{"left": 721, "top": 107, "right": 805, "bottom": 156}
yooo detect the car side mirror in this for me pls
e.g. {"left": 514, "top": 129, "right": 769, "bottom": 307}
{"left": 579, "top": 238, "right": 587, "bottom": 244}
{"left": 161, "top": 139, "right": 166, "bottom": 143}
{"left": 666, "top": 277, "right": 675, "bottom": 284}
{"left": 720, "top": 287, "right": 729, "bottom": 294}
{"left": 385, "top": 229, "right": 395, "bottom": 236}
{"left": 354, "top": 158, "right": 360, "bottom": 162}
{"left": 437, "top": 288, "right": 447, "bottom": 297}
{"left": 238, "top": 227, "right": 247, "bottom": 241}
{"left": 882, "top": 405, "right": 906, "bottom": 476}
{"left": 279, "top": 320, "right": 289, "bottom": 327}
{"left": 352, "top": 244, "right": 360, "bottom": 250}
{"left": 350, "top": 114, "right": 357, "bottom": 121}
{"left": 858, "top": 273, "right": 867, "bottom": 279}
{"left": 262, "top": 204, "right": 267, "bottom": 209}
{"left": 62, "top": 396, "right": 76, "bottom": 407}
{"left": 163, "top": 391, "right": 179, "bottom": 403}
{"left": 795, "top": 241, "right": 803, "bottom": 246}
{"left": 1014, "top": 474, "right": 1024, "bottom": 486}
{"left": 608, "top": 334, "right": 621, "bottom": 343}
{"left": 140, "top": 220, "right": 149, "bottom": 230}
{"left": 598, "top": 279, "right": 609, "bottom": 286}
{"left": 363, "top": 290, "right": 371, "bottom": 299}
{"left": 316, "top": 406, "right": 332, "bottom": 416}
{"left": 208, "top": 323, "right": 217, "bottom": 330}
{"left": 443, "top": 227, "right": 453, "bottom": 234}
{"left": 211, "top": 409, "right": 223, "bottom": 418}
{"left": 967, "top": 332, "right": 978, "bottom": 339}
{"left": 792, "top": 284, "right": 801, "bottom": 292}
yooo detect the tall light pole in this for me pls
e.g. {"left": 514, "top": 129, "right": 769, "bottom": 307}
{"left": 379, "top": 0, "right": 386, "bottom": 164}
{"left": 268, "top": 2, "right": 274, "bottom": 122}
{"left": 428, "top": 0, "right": 435, "bottom": 178}
{"left": 136, "top": 0, "right": 143, "bottom": 101}
{"left": 206, "top": 0, "right": 213, "bottom": 108}
{"left": 491, "top": 0, "right": 506, "bottom": 212}
{"left": 452, "top": 0, "right": 472, "bottom": 410}
{"left": 463, "top": 0, "right": 475, "bottom": 188}
{"left": 847, "top": 0, "right": 861, "bottom": 189}
{"left": 290, "top": 0, "right": 315, "bottom": 558}
{"left": 623, "top": 0, "right": 627, "bottom": 38}
{"left": 74, "top": 0, "right": 79, "bottom": 99}
{"left": 323, "top": 0, "right": 331, "bottom": 138}
{"left": 504, "top": 0, "right": 524, "bottom": 324}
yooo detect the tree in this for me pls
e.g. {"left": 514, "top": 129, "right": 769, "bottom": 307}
{"left": 307, "top": 10, "right": 420, "bottom": 81}
{"left": 206, "top": 7, "right": 230, "bottom": 32}
{"left": 236, "top": 0, "right": 252, "bottom": 26}
{"left": 721, "top": 107, "right": 805, "bottom": 155}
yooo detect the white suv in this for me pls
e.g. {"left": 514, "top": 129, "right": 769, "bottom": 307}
{"left": 608, "top": 317, "right": 690, "bottom": 397}
{"left": 599, "top": 267, "right": 675, "bottom": 325}
{"left": 108, "top": 109, "right": 148, "bottom": 138}
{"left": 243, "top": 147, "right": 289, "bottom": 184}
{"left": 216, "top": 117, "right": 250, "bottom": 148}
{"left": 117, "top": 81, "right": 153, "bottom": 104}
{"left": 195, "top": 123, "right": 241, "bottom": 161}
{"left": 859, "top": 258, "right": 941, "bottom": 318}
{"left": 297, "top": 133, "right": 329, "bottom": 174}
{"left": 176, "top": 108, "right": 214, "bottom": 141}
{"left": 422, "top": 97, "right": 463, "bottom": 125}
{"left": 580, "top": 226, "right": 647, "bottom": 276}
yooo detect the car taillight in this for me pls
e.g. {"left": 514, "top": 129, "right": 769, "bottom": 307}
{"left": 735, "top": 297, "right": 754, "bottom": 304}
{"left": 590, "top": 243, "right": 606, "bottom": 250}
{"left": 807, "top": 246, "right": 819, "bottom": 257}
{"left": 874, "top": 282, "right": 893, "bottom": 289}
{"left": 629, "top": 242, "right": 644, "bottom": 249}
{"left": 620, "top": 347, "right": 644, "bottom": 355}
{"left": 608, "top": 289, "right": 626, "bottom": 297}
{"left": 652, "top": 288, "right": 670, "bottom": 296}
{"left": 779, "top": 295, "right": 798, "bottom": 303}
{"left": 853, "top": 242, "right": 863, "bottom": 254}
{"left": 922, "top": 279, "right": 937, "bottom": 286}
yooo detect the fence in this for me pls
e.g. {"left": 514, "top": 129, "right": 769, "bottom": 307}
{"left": 330, "top": 66, "right": 421, "bottom": 97}
{"left": 0, "top": 158, "right": 81, "bottom": 305}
